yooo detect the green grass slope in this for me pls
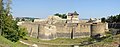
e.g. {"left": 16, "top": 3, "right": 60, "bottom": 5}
{"left": 83, "top": 34, "right": 120, "bottom": 47}
{"left": 0, "top": 36, "right": 28, "bottom": 47}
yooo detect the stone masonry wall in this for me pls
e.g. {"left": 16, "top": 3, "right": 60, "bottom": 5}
{"left": 20, "top": 22, "right": 107, "bottom": 40}
{"left": 91, "top": 23, "right": 107, "bottom": 36}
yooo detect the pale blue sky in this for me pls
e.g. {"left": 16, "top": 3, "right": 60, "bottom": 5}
{"left": 12, "top": 0, "right": 120, "bottom": 19}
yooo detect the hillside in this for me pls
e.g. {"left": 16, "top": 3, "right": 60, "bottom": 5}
{"left": 0, "top": 34, "right": 120, "bottom": 47}
{"left": 0, "top": 36, "right": 28, "bottom": 47}
{"left": 20, "top": 34, "right": 120, "bottom": 47}
{"left": 83, "top": 34, "right": 120, "bottom": 47}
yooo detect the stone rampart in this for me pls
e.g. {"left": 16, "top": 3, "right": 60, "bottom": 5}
{"left": 20, "top": 22, "right": 107, "bottom": 40}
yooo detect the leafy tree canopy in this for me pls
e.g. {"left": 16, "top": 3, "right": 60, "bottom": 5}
{"left": 0, "top": 0, "right": 27, "bottom": 42}
{"left": 101, "top": 14, "right": 120, "bottom": 23}
{"left": 54, "top": 13, "right": 67, "bottom": 19}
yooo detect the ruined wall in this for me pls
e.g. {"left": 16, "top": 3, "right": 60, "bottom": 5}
{"left": 38, "top": 24, "right": 57, "bottom": 40}
{"left": 91, "top": 23, "right": 107, "bottom": 36}
{"left": 54, "top": 23, "right": 91, "bottom": 39}
{"left": 20, "top": 22, "right": 39, "bottom": 38}
{"left": 20, "top": 22, "right": 107, "bottom": 40}
{"left": 74, "top": 23, "right": 91, "bottom": 38}
{"left": 55, "top": 23, "right": 71, "bottom": 38}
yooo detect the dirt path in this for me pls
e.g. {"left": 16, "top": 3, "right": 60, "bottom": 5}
{"left": 20, "top": 41, "right": 38, "bottom": 47}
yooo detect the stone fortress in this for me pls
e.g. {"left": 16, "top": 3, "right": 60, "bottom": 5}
{"left": 19, "top": 11, "right": 109, "bottom": 40}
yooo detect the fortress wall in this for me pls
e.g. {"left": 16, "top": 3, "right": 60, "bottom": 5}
{"left": 75, "top": 23, "right": 81, "bottom": 31}
{"left": 56, "top": 33, "right": 71, "bottom": 38}
{"left": 31, "top": 24, "right": 38, "bottom": 38}
{"left": 20, "top": 23, "right": 31, "bottom": 34}
{"left": 20, "top": 22, "right": 107, "bottom": 40}
{"left": 38, "top": 33, "right": 56, "bottom": 40}
{"left": 91, "top": 23, "right": 106, "bottom": 35}
{"left": 73, "top": 32, "right": 90, "bottom": 38}
{"left": 21, "top": 23, "right": 39, "bottom": 38}
{"left": 55, "top": 24, "right": 70, "bottom": 33}
{"left": 54, "top": 24, "right": 71, "bottom": 38}
{"left": 73, "top": 23, "right": 91, "bottom": 38}
{"left": 54, "top": 23, "right": 91, "bottom": 39}
{"left": 56, "top": 26, "right": 65, "bottom": 32}
{"left": 79, "top": 23, "right": 91, "bottom": 32}
{"left": 38, "top": 24, "right": 58, "bottom": 39}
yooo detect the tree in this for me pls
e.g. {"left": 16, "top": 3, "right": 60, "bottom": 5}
{"left": 16, "top": 17, "right": 20, "bottom": 22}
{"left": 54, "top": 13, "right": 61, "bottom": 17}
{"left": 31, "top": 19, "right": 34, "bottom": 22}
{"left": 18, "top": 27, "right": 27, "bottom": 38}
{"left": 0, "top": 0, "right": 4, "bottom": 35}
{"left": 0, "top": 0, "right": 27, "bottom": 42}
{"left": 106, "top": 14, "right": 120, "bottom": 23}
{"left": 0, "top": 0, "right": 3, "bottom": 11}
{"left": 101, "top": 17, "right": 106, "bottom": 23}
{"left": 107, "top": 16, "right": 114, "bottom": 23}
{"left": 54, "top": 13, "right": 67, "bottom": 19}
{"left": 62, "top": 14, "right": 67, "bottom": 19}
{"left": 21, "top": 18, "right": 25, "bottom": 21}
{"left": 116, "top": 14, "right": 120, "bottom": 22}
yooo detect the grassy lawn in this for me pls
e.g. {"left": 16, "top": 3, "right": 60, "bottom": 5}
{"left": 0, "top": 36, "right": 28, "bottom": 47}
{"left": 0, "top": 36, "right": 14, "bottom": 47}
{"left": 13, "top": 42, "right": 28, "bottom": 47}
{"left": 17, "top": 34, "right": 120, "bottom": 47}
{"left": 22, "top": 36, "right": 91, "bottom": 45}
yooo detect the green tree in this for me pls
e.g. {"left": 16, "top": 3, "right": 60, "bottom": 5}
{"left": 21, "top": 18, "right": 25, "bottom": 21}
{"left": 0, "top": 0, "right": 4, "bottom": 35}
{"left": 16, "top": 17, "right": 20, "bottom": 22}
{"left": 101, "top": 17, "right": 106, "bottom": 23}
{"left": 0, "top": 0, "right": 27, "bottom": 42}
{"left": 54, "top": 13, "right": 67, "bottom": 19}
{"left": 106, "top": 14, "right": 120, "bottom": 23}
{"left": 116, "top": 14, "right": 120, "bottom": 22}
{"left": 62, "top": 14, "right": 67, "bottom": 19}
{"left": 18, "top": 27, "right": 27, "bottom": 38}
